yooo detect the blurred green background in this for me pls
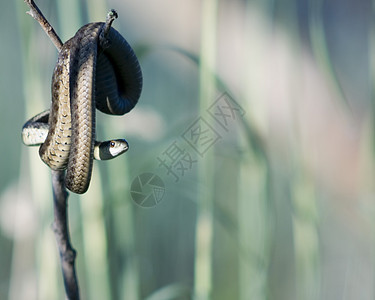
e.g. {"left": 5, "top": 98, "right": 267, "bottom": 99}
{"left": 1, "top": 0, "right": 374, "bottom": 299}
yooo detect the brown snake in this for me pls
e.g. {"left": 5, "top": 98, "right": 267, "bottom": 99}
{"left": 24, "top": 10, "right": 142, "bottom": 194}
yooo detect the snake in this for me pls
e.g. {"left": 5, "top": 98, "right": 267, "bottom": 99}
{"left": 22, "top": 10, "right": 142, "bottom": 194}
{"left": 22, "top": 109, "right": 130, "bottom": 160}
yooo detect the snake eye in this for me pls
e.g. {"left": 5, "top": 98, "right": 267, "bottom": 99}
{"left": 110, "top": 141, "right": 115, "bottom": 148}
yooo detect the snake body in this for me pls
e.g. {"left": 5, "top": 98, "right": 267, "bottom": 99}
{"left": 23, "top": 12, "right": 142, "bottom": 194}
{"left": 22, "top": 109, "right": 129, "bottom": 160}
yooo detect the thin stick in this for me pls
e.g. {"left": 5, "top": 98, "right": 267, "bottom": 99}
{"left": 99, "top": 9, "right": 118, "bottom": 49}
{"left": 51, "top": 170, "right": 80, "bottom": 300}
{"left": 24, "top": 1, "right": 79, "bottom": 299}
{"left": 102, "top": 9, "right": 118, "bottom": 37}
{"left": 24, "top": 0, "right": 63, "bottom": 50}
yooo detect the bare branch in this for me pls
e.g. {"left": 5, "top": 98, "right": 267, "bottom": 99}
{"left": 24, "top": 0, "right": 63, "bottom": 50}
{"left": 99, "top": 9, "right": 118, "bottom": 49}
{"left": 51, "top": 170, "right": 80, "bottom": 300}
{"left": 24, "top": 1, "right": 80, "bottom": 298}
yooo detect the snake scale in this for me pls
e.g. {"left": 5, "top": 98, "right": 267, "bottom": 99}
{"left": 22, "top": 10, "right": 142, "bottom": 194}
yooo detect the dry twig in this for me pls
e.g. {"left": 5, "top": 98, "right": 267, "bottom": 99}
{"left": 24, "top": 1, "right": 79, "bottom": 299}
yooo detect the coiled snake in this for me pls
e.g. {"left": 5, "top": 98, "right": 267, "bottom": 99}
{"left": 22, "top": 10, "right": 142, "bottom": 194}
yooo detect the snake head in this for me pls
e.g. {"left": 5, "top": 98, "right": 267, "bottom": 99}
{"left": 108, "top": 139, "right": 129, "bottom": 156}
{"left": 94, "top": 139, "right": 129, "bottom": 160}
